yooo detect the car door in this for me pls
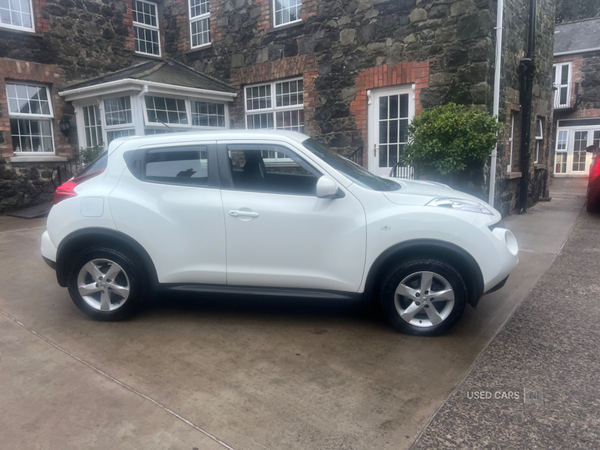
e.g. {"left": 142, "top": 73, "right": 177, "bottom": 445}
{"left": 217, "top": 141, "right": 367, "bottom": 292}
{"left": 109, "top": 142, "right": 227, "bottom": 284}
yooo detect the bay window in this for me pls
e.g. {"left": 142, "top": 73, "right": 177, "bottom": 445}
{"left": 189, "top": 0, "right": 210, "bottom": 48}
{"left": 82, "top": 104, "right": 103, "bottom": 148}
{"left": 104, "top": 96, "right": 135, "bottom": 145}
{"left": 6, "top": 83, "right": 54, "bottom": 153}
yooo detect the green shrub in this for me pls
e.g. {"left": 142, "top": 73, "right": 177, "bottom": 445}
{"left": 80, "top": 145, "right": 103, "bottom": 164}
{"left": 401, "top": 103, "right": 503, "bottom": 175}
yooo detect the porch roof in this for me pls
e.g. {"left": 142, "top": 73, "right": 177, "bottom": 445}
{"left": 59, "top": 60, "right": 236, "bottom": 101}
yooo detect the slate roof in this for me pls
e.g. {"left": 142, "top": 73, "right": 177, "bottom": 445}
{"left": 62, "top": 60, "right": 235, "bottom": 93}
{"left": 554, "top": 19, "right": 600, "bottom": 55}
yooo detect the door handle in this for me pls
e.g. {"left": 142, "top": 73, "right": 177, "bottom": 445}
{"left": 374, "top": 144, "right": 378, "bottom": 157}
{"left": 229, "top": 210, "right": 259, "bottom": 218}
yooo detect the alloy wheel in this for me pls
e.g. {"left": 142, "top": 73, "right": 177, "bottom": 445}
{"left": 77, "top": 258, "right": 131, "bottom": 312}
{"left": 394, "top": 271, "right": 455, "bottom": 328}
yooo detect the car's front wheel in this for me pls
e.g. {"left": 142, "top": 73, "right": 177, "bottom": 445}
{"left": 67, "top": 246, "right": 148, "bottom": 321}
{"left": 380, "top": 258, "right": 467, "bottom": 336}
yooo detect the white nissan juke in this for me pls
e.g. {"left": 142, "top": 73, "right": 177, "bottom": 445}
{"left": 41, "top": 130, "right": 518, "bottom": 336}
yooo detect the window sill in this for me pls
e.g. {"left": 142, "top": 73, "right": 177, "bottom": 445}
{"left": 185, "top": 44, "right": 212, "bottom": 55}
{"left": 267, "top": 20, "right": 304, "bottom": 34}
{"left": 133, "top": 53, "right": 163, "bottom": 61}
{"left": 506, "top": 171, "right": 522, "bottom": 179}
{"left": 9, "top": 155, "right": 68, "bottom": 163}
{"left": 534, "top": 163, "right": 546, "bottom": 170}
{"left": 0, "top": 26, "right": 39, "bottom": 36}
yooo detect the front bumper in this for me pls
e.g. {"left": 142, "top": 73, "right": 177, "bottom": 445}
{"left": 41, "top": 231, "right": 57, "bottom": 268}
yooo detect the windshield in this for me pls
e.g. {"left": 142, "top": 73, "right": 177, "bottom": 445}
{"left": 302, "top": 138, "right": 400, "bottom": 191}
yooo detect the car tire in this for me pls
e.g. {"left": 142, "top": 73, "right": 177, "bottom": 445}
{"left": 67, "top": 246, "right": 149, "bottom": 321}
{"left": 379, "top": 258, "right": 467, "bottom": 336}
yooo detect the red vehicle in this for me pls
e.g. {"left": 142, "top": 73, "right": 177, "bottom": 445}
{"left": 588, "top": 145, "right": 600, "bottom": 213}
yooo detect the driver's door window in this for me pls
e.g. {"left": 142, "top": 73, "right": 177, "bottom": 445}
{"left": 227, "top": 145, "right": 320, "bottom": 195}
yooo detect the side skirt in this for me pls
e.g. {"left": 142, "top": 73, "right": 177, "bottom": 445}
{"left": 162, "top": 284, "right": 365, "bottom": 301}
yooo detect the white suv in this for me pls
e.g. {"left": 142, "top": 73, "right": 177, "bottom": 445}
{"left": 41, "top": 130, "right": 518, "bottom": 336}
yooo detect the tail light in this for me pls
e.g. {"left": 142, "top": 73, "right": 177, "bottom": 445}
{"left": 54, "top": 170, "right": 105, "bottom": 204}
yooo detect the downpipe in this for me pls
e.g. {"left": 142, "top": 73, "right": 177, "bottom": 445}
{"left": 489, "top": 0, "right": 504, "bottom": 207}
{"left": 518, "top": 0, "right": 537, "bottom": 214}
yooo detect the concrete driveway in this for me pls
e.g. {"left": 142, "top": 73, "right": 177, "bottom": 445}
{"left": 0, "top": 178, "right": 587, "bottom": 450}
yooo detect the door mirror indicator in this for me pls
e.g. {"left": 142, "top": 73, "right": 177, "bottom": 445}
{"left": 316, "top": 176, "right": 344, "bottom": 199}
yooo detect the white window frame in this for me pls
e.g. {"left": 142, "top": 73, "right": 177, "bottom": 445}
{"left": 553, "top": 62, "right": 572, "bottom": 108}
{"left": 272, "top": 0, "right": 302, "bottom": 28}
{"left": 0, "top": 0, "right": 35, "bottom": 32}
{"left": 143, "top": 94, "right": 229, "bottom": 131}
{"left": 535, "top": 118, "right": 543, "bottom": 164}
{"left": 508, "top": 113, "right": 515, "bottom": 172}
{"left": 132, "top": 0, "right": 161, "bottom": 57}
{"left": 244, "top": 78, "right": 304, "bottom": 162}
{"left": 81, "top": 104, "right": 104, "bottom": 149}
{"left": 189, "top": 0, "right": 211, "bottom": 49}
{"left": 6, "top": 82, "right": 55, "bottom": 155}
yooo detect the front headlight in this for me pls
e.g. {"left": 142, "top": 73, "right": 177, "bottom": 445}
{"left": 426, "top": 198, "right": 493, "bottom": 215}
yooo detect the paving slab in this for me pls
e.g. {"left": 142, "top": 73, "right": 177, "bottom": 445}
{"left": 0, "top": 312, "right": 231, "bottom": 450}
{"left": 0, "top": 177, "right": 588, "bottom": 450}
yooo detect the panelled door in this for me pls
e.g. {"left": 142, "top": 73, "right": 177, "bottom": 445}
{"left": 555, "top": 128, "right": 600, "bottom": 176}
{"left": 368, "top": 86, "right": 414, "bottom": 177}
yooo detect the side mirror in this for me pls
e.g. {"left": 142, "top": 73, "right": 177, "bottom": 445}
{"left": 586, "top": 144, "right": 600, "bottom": 153}
{"left": 316, "top": 176, "right": 344, "bottom": 199}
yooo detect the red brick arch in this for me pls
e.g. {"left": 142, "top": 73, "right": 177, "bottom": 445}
{"left": 350, "top": 61, "right": 429, "bottom": 165}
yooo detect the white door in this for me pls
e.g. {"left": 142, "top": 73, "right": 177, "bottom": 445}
{"left": 572, "top": 131, "right": 589, "bottom": 173}
{"left": 555, "top": 129, "right": 600, "bottom": 176}
{"left": 218, "top": 142, "right": 367, "bottom": 293}
{"left": 368, "top": 86, "right": 415, "bottom": 177}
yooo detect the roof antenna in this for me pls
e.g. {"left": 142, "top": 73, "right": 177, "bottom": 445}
{"left": 157, "top": 118, "right": 175, "bottom": 133}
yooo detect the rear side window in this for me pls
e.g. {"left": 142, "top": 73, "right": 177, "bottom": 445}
{"left": 143, "top": 148, "right": 209, "bottom": 186}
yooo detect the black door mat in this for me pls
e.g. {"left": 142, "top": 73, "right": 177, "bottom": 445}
{"left": 6, "top": 202, "right": 53, "bottom": 219}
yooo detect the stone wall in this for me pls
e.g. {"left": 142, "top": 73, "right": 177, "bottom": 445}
{"left": 172, "top": 0, "right": 500, "bottom": 162}
{"left": 556, "top": 0, "right": 600, "bottom": 24}
{"left": 489, "top": 0, "right": 555, "bottom": 215}
{"left": 0, "top": 159, "right": 64, "bottom": 212}
{"left": 0, "top": 0, "right": 135, "bottom": 82}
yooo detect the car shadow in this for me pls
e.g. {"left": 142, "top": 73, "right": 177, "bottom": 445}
{"left": 141, "top": 290, "right": 388, "bottom": 328}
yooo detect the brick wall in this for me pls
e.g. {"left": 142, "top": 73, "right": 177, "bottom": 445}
{"left": 33, "top": 0, "right": 49, "bottom": 34}
{"left": 350, "top": 61, "right": 430, "bottom": 165}
{"left": 0, "top": 59, "right": 71, "bottom": 158}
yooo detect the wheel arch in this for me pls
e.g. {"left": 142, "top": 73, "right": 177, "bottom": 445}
{"left": 56, "top": 228, "right": 158, "bottom": 288}
{"left": 365, "top": 239, "right": 484, "bottom": 307}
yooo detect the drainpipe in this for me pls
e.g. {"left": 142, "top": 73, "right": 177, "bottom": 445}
{"left": 489, "top": 0, "right": 504, "bottom": 207}
{"left": 518, "top": 0, "right": 537, "bottom": 214}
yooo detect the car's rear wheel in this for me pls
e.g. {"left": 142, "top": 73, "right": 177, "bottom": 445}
{"left": 67, "top": 246, "right": 148, "bottom": 321}
{"left": 380, "top": 258, "right": 467, "bottom": 336}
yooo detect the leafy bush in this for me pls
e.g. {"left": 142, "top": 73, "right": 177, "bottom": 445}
{"left": 401, "top": 103, "right": 503, "bottom": 175}
{"left": 80, "top": 146, "right": 103, "bottom": 164}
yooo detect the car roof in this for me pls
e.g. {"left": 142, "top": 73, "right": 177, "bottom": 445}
{"left": 110, "top": 129, "right": 310, "bottom": 152}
